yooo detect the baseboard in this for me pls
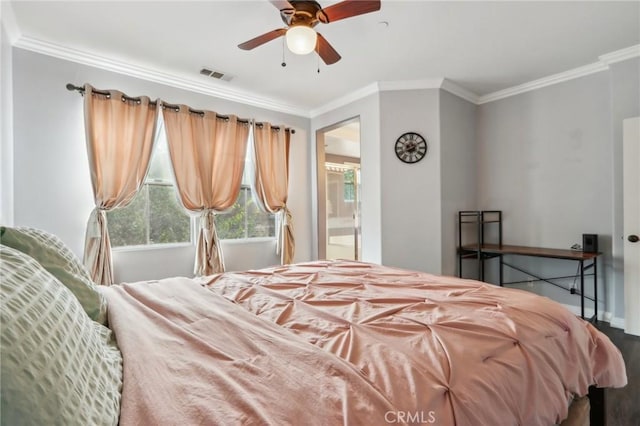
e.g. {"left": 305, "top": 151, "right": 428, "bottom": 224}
{"left": 559, "top": 304, "right": 626, "bottom": 330}
{"left": 560, "top": 303, "right": 602, "bottom": 321}
{"left": 609, "top": 316, "right": 626, "bottom": 330}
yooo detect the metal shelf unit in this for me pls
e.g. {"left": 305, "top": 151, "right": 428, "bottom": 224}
{"left": 457, "top": 210, "right": 600, "bottom": 321}
{"left": 457, "top": 210, "right": 502, "bottom": 281}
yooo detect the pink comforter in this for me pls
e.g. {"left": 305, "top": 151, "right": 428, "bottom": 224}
{"left": 104, "top": 260, "right": 626, "bottom": 426}
{"left": 102, "top": 277, "right": 400, "bottom": 426}
{"left": 203, "top": 260, "right": 627, "bottom": 425}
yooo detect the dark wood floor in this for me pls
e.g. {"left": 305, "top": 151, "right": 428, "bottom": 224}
{"left": 597, "top": 322, "right": 640, "bottom": 425}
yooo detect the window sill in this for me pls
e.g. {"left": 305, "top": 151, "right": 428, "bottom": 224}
{"left": 112, "top": 237, "right": 276, "bottom": 252}
{"left": 220, "top": 237, "right": 276, "bottom": 244}
{"left": 112, "top": 242, "right": 194, "bottom": 253}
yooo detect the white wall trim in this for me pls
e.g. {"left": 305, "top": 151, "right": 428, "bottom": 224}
{"left": 560, "top": 303, "right": 608, "bottom": 323}
{"left": 599, "top": 44, "right": 640, "bottom": 66}
{"left": 377, "top": 78, "right": 444, "bottom": 92}
{"left": 310, "top": 78, "right": 479, "bottom": 118}
{"left": 12, "top": 35, "right": 310, "bottom": 118}
{"left": 477, "top": 61, "right": 609, "bottom": 104}
{"left": 310, "top": 44, "right": 640, "bottom": 114}
{"left": 309, "top": 82, "right": 380, "bottom": 117}
{"left": 609, "top": 316, "right": 626, "bottom": 330}
{"left": 559, "top": 303, "right": 627, "bottom": 330}
{"left": 0, "top": 1, "right": 21, "bottom": 44}
{"left": 440, "top": 79, "right": 480, "bottom": 104}
{"left": 8, "top": 30, "right": 639, "bottom": 115}
{"left": 478, "top": 44, "right": 640, "bottom": 105}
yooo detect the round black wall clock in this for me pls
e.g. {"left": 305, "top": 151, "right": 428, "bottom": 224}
{"left": 395, "top": 132, "right": 427, "bottom": 164}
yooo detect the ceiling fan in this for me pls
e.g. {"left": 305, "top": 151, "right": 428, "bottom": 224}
{"left": 238, "top": 0, "right": 381, "bottom": 65}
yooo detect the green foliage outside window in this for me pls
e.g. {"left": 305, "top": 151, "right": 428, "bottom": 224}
{"left": 343, "top": 169, "right": 355, "bottom": 202}
{"left": 216, "top": 188, "right": 275, "bottom": 240}
{"left": 107, "top": 184, "right": 191, "bottom": 247}
{"left": 107, "top": 128, "right": 275, "bottom": 248}
{"left": 108, "top": 184, "right": 275, "bottom": 248}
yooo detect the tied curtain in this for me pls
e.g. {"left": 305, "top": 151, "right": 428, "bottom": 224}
{"left": 162, "top": 105, "right": 249, "bottom": 276}
{"left": 83, "top": 84, "right": 159, "bottom": 285}
{"left": 252, "top": 123, "right": 294, "bottom": 264}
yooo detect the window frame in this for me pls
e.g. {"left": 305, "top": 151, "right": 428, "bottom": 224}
{"left": 109, "top": 119, "right": 194, "bottom": 251}
{"left": 110, "top": 126, "right": 276, "bottom": 251}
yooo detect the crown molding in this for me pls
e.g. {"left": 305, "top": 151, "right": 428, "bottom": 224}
{"left": 8, "top": 30, "right": 640, "bottom": 114}
{"left": 440, "top": 79, "right": 480, "bottom": 104}
{"left": 312, "top": 43, "right": 639, "bottom": 111}
{"left": 310, "top": 78, "right": 480, "bottom": 118}
{"left": 377, "top": 78, "right": 444, "bottom": 91}
{"left": 309, "top": 82, "right": 380, "bottom": 118}
{"left": 1, "top": 1, "right": 21, "bottom": 44}
{"left": 477, "top": 61, "right": 609, "bottom": 105}
{"left": 12, "top": 35, "right": 310, "bottom": 118}
{"left": 478, "top": 44, "right": 640, "bottom": 105}
{"left": 377, "top": 78, "right": 480, "bottom": 104}
{"left": 599, "top": 44, "right": 640, "bottom": 65}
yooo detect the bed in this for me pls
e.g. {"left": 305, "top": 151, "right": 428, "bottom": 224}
{"left": 0, "top": 227, "right": 628, "bottom": 426}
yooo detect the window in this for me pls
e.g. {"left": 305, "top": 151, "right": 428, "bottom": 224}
{"left": 216, "top": 137, "right": 276, "bottom": 240}
{"left": 107, "top": 125, "right": 275, "bottom": 248}
{"left": 107, "top": 127, "right": 191, "bottom": 248}
{"left": 343, "top": 169, "right": 355, "bottom": 202}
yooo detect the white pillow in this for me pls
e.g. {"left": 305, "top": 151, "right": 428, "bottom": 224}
{"left": 0, "top": 226, "right": 107, "bottom": 324}
{"left": 0, "top": 245, "right": 122, "bottom": 425}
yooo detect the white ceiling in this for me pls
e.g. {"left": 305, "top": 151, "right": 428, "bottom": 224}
{"left": 6, "top": 1, "right": 640, "bottom": 113}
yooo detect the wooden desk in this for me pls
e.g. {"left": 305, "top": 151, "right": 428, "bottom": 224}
{"left": 459, "top": 244, "right": 600, "bottom": 321}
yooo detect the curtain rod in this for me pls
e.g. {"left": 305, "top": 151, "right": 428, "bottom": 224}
{"left": 66, "top": 83, "right": 295, "bottom": 133}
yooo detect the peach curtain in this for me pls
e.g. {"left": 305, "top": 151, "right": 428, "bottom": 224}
{"left": 162, "top": 105, "right": 249, "bottom": 276}
{"left": 83, "top": 84, "right": 158, "bottom": 285}
{"left": 252, "top": 123, "right": 294, "bottom": 264}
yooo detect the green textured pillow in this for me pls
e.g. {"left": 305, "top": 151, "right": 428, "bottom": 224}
{"left": 0, "top": 226, "right": 107, "bottom": 324}
{"left": 0, "top": 245, "right": 123, "bottom": 426}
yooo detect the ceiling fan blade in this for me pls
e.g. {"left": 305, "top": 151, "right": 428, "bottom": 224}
{"left": 238, "top": 28, "right": 286, "bottom": 50}
{"left": 317, "top": 0, "right": 381, "bottom": 24}
{"left": 316, "top": 33, "right": 341, "bottom": 65}
{"left": 269, "top": 0, "right": 295, "bottom": 12}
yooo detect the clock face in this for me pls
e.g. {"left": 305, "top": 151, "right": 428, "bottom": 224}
{"left": 395, "top": 132, "right": 427, "bottom": 164}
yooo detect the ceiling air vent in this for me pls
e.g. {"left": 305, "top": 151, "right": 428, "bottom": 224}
{"left": 199, "top": 67, "right": 233, "bottom": 82}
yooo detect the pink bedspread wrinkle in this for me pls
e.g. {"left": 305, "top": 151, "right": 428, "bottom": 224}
{"left": 101, "top": 278, "right": 401, "bottom": 426}
{"left": 204, "top": 260, "right": 627, "bottom": 426}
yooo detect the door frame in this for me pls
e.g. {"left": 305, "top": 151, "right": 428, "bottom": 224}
{"left": 623, "top": 116, "right": 640, "bottom": 336}
{"left": 316, "top": 116, "right": 360, "bottom": 260}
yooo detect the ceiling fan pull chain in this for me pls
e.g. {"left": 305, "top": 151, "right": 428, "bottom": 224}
{"left": 317, "top": 53, "right": 320, "bottom": 74}
{"left": 281, "top": 37, "right": 287, "bottom": 67}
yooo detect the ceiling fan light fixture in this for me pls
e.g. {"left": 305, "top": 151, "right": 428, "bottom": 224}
{"left": 285, "top": 25, "right": 317, "bottom": 55}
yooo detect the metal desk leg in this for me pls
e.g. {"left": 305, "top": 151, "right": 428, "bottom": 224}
{"left": 594, "top": 257, "right": 598, "bottom": 322}
{"left": 580, "top": 260, "right": 585, "bottom": 319}
{"left": 499, "top": 254, "right": 503, "bottom": 286}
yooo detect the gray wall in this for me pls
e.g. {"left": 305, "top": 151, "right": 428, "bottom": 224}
{"left": 11, "top": 48, "right": 312, "bottom": 282}
{"left": 1, "top": 22, "right": 14, "bottom": 226}
{"left": 440, "top": 90, "right": 477, "bottom": 276}
{"left": 379, "top": 89, "right": 442, "bottom": 273}
{"left": 311, "top": 94, "right": 382, "bottom": 264}
{"left": 476, "top": 65, "right": 639, "bottom": 321}
{"left": 313, "top": 89, "right": 476, "bottom": 276}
